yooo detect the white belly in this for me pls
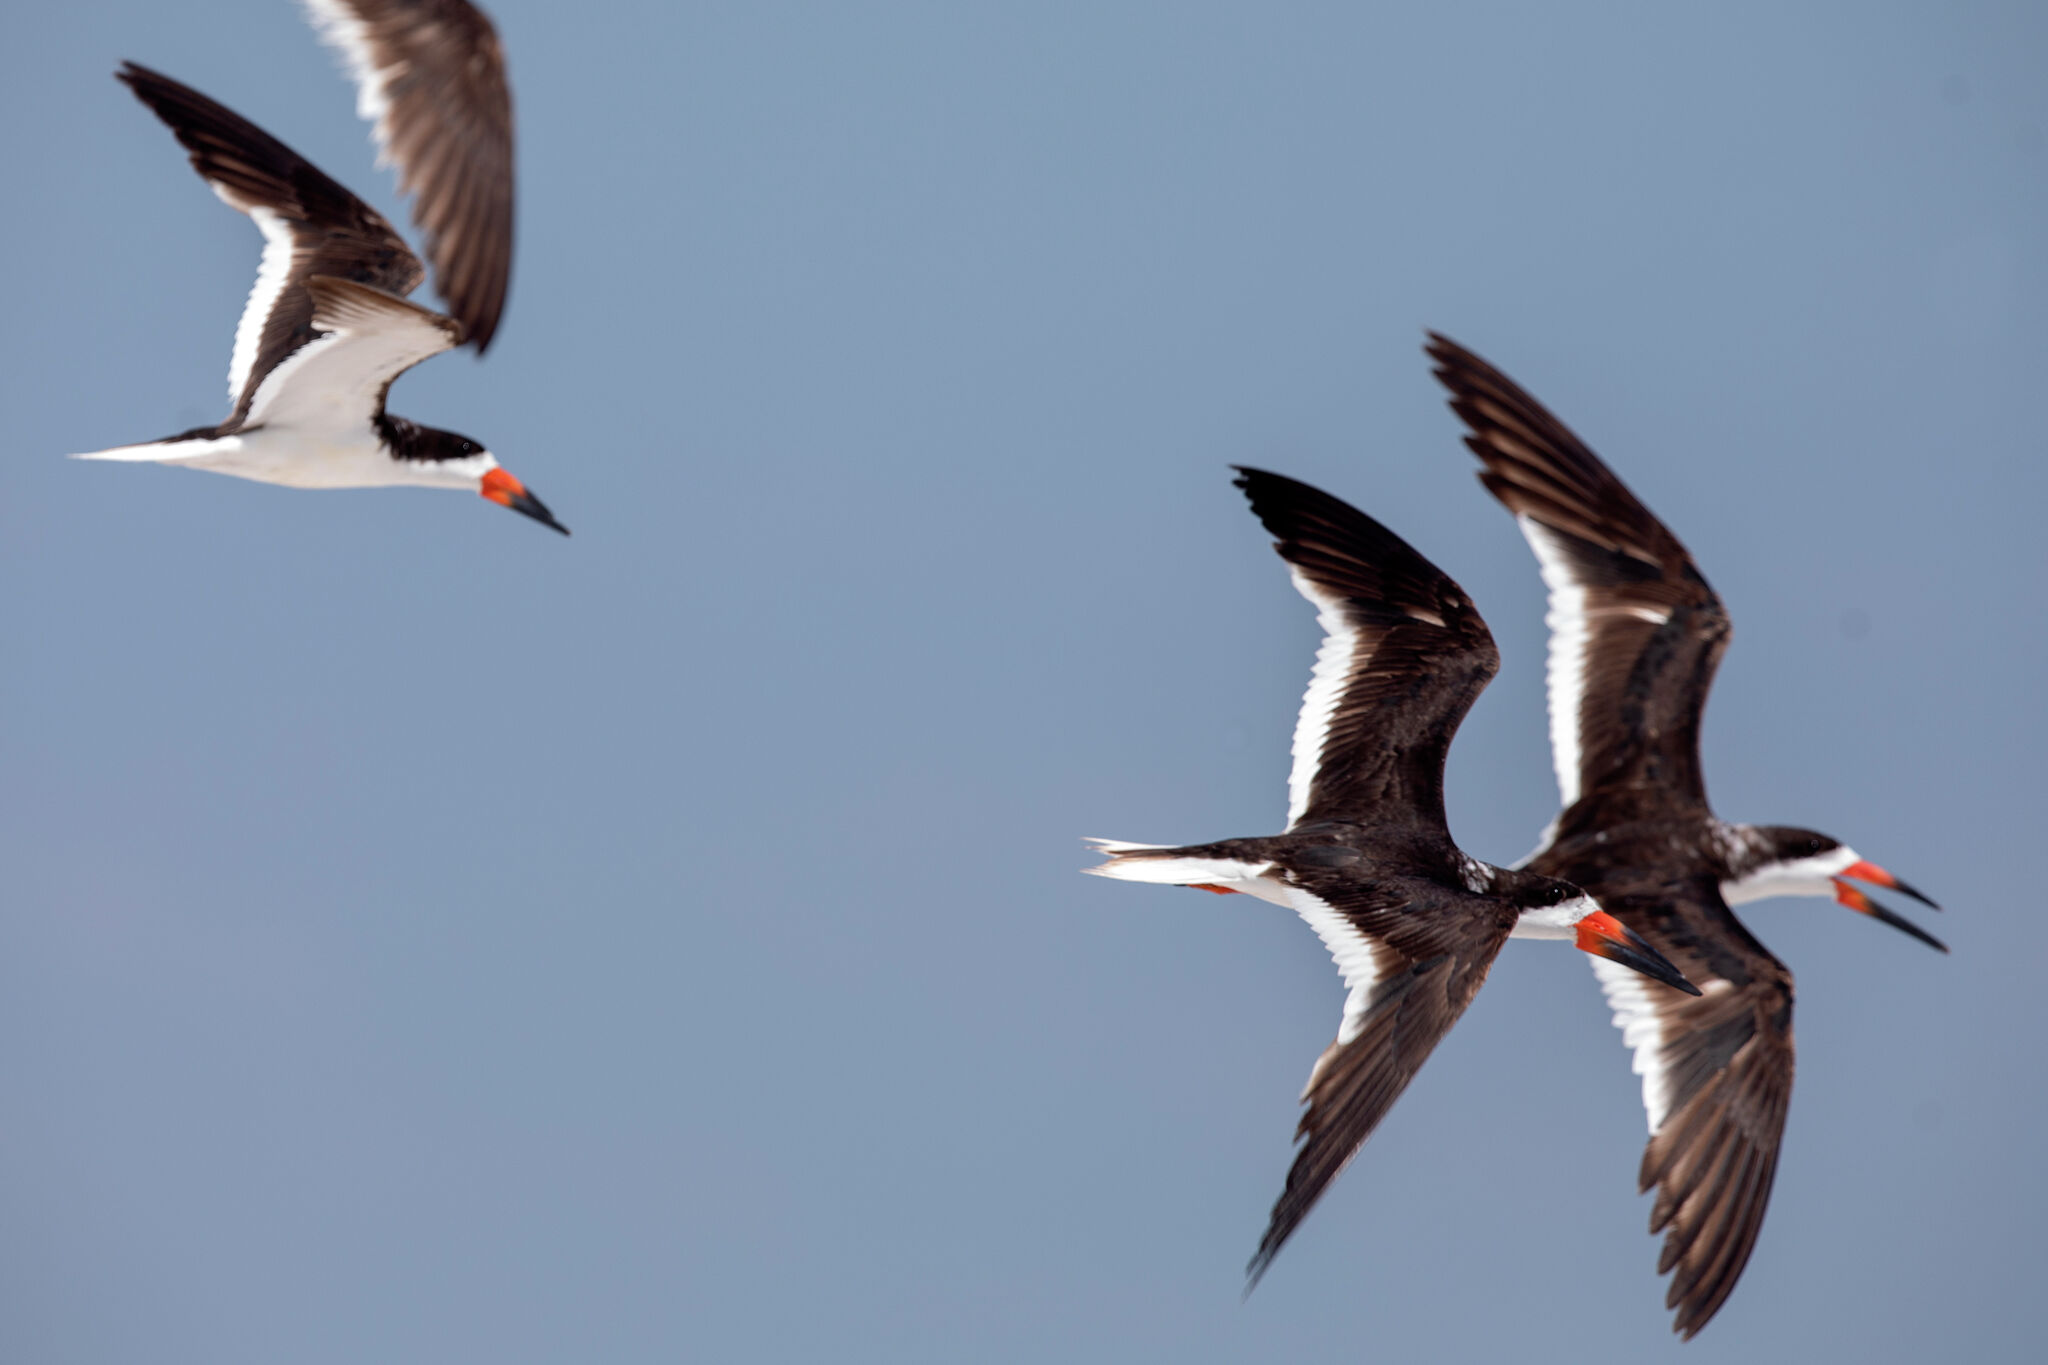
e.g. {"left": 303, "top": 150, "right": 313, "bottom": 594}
{"left": 79, "top": 424, "right": 483, "bottom": 492}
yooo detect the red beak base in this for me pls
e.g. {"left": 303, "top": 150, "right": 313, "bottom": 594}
{"left": 480, "top": 467, "right": 570, "bottom": 535}
{"left": 1575, "top": 910, "right": 1702, "bottom": 996}
{"left": 1833, "top": 879, "right": 1948, "bottom": 953}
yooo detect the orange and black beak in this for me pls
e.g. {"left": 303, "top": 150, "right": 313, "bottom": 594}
{"left": 1833, "top": 878, "right": 1948, "bottom": 953}
{"left": 1575, "top": 911, "right": 1703, "bottom": 996}
{"left": 1840, "top": 859, "right": 1941, "bottom": 911}
{"left": 481, "top": 468, "right": 570, "bottom": 536}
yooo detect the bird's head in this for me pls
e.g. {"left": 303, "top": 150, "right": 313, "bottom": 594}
{"left": 1722, "top": 825, "right": 1944, "bottom": 951}
{"left": 1509, "top": 874, "right": 1703, "bottom": 995}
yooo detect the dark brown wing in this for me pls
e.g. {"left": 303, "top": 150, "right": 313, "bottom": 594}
{"left": 1247, "top": 877, "right": 1511, "bottom": 1285}
{"left": 1427, "top": 334, "right": 1729, "bottom": 810}
{"left": 1233, "top": 467, "right": 1500, "bottom": 833}
{"left": 1583, "top": 882, "right": 1795, "bottom": 1339}
{"left": 117, "top": 62, "right": 426, "bottom": 427}
{"left": 306, "top": 0, "right": 515, "bottom": 351}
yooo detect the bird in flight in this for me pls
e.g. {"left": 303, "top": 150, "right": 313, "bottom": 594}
{"left": 1428, "top": 332, "right": 1943, "bottom": 1337}
{"left": 73, "top": 18, "right": 557, "bottom": 531}
{"left": 1087, "top": 467, "right": 1699, "bottom": 1285}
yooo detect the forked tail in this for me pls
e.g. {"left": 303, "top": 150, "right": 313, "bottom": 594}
{"left": 1081, "top": 837, "right": 1281, "bottom": 897}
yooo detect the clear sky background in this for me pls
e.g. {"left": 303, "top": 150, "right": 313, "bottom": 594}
{"left": 3, "top": 2, "right": 2043, "bottom": 1361}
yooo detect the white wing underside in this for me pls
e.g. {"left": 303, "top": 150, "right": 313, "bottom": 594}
{"left": 1586, "top": 954, "right": 1737, "bottom": 1136}
{"left": 244, "top": 284, "right": 458, "bottom": 432}
{"left": 1285, "top": 566, "right": 1362, "bottom": 830}
{"left": 1284, "top": 885, "right": 1390, "bottom": 1050}
{"left": 224, "top": 206, "right": 298, "bottom": 407}
{"left": 1517, "top": 515, "right": 1670, "bottom": 810}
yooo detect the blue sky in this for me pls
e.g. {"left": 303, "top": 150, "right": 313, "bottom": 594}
{"left": 3, "top": 2, "right": 2043, "bottom": 1361}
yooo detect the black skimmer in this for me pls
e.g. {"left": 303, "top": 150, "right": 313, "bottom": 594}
{"left": 1086, "top": 467, "right": 1699, "bottom": 1286}
{"left": 1426, "top": 333, "right": 1943, "bottom": 1337}
{"left": 303, "top": 0, "right": 516, "bottom": 352}
{"left": 70, "top": 64, "right": 562, "bottom": 534}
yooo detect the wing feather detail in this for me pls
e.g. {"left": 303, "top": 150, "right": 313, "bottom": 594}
{"left": 1428, "top": 334, "right": 1727, "bottom": 808}
{"left": 242, "top": 276, "right": 461, "bottom": 431}
{"left": 1587, "top": 907, "right": 1794, "bottom": 1339}
{"left": 305, "top": 0, "right": 515, "bottom": 350}
{"left": 1247, "top": 916, "right": 1508, "bottom": 1287}
{"left": 1234, "top": 467, "right": 1500, "bottom": 831}
{"left": 117, "top": 62, "right": 424, "bottom": 427}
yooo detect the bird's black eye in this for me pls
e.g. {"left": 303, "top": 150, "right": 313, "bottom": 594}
{"left": 1545, "top": 884, "right": 1567, "bottom": 905}
{"left": 1806, "top": 837, "right": 1824, "bottom": 855}
{"left": 460, "top": 440, "right": 475, "bottom": 454}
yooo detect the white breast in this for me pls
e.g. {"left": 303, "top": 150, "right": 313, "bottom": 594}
{"left": 171, "top": 428, "right": 479, "bottom": 490}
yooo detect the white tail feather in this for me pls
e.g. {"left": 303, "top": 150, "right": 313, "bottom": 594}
{"left": 70, "top": 437, "right": 243, "bottom": 463}
{"left": 1081, "top": 840, "right": 1282, "bottom": 901}
{"left": 1081, "top": 838, "right": 1173, "bottom": 854}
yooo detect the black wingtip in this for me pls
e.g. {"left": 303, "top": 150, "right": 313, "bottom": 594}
{"left": 1241, "top": 1258, "right": 1272, "bottom": 1299}
{"left": 1229, "top": 465, "right": 1391, "bottom": 555}
{"left": 115, "top": 59, "right": 158, "bottom": 99}
{"left": 1422, "top": 329, "right": 1481, "bottom": 381}
{"left": 115, "top": 59, "right": 184, "bottom": 100}
{"left": 1243, "top": 1233, "right": 1285, "bottom": 1298}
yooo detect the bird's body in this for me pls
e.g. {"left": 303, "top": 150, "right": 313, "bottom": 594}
{"left": 1428, "top": 333, "right": 1942, "bottom": 1337}
{"left": 1087, "top": 467, "right": 1697, "bottom": 1284}
{"left": 91, "top": 425, "right": 490, "bottom": 492}
{"left": 74, "top": 5, "right": 559, "bottom": 531}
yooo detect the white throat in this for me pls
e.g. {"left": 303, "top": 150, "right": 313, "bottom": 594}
{"left": 1722, "top": 845, "right": 1860, "bottom": 905}
{"left": 1508, "top": 893, "right": 1603, "bottom": 941}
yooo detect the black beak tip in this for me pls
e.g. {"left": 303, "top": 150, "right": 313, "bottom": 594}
{"left": 509, "top": 490, "right": 570, "bottom": 536}
{"left": 1607, "top": 925, "right": 1703, "bottom": 996}
{"left": 1892, "top": 914, "right": 1951, "bottom": 955}
{"left": 1892, "top": 878, "right": 1942, "bottom": 912}
{"left": 1860, "top": 894, "right": 1951, "bottom": 953}
{"left": 1900, "top": 923, "right": 1951, "bottom": 954}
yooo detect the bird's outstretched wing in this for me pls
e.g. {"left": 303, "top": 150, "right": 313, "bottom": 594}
{"left": 118, "top": 62, "right": 425, "bottom": 428}
{"left": 1247, "top": 877, "right": 1511, "bottom": 1286}
{"left": 1428, "top": 334, "right": 1729, "bottom": 810}
{"left": 306, "top": 0, "right": 515, "bottom": 350}
{"left": 1587, "top": 885, "right": 1795, "bottom": 1339}
{"left": 1234, "top": 467, "right": 1500, "bottom": 832}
